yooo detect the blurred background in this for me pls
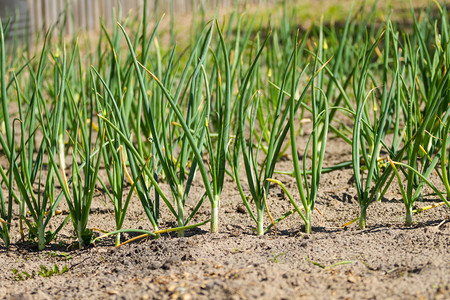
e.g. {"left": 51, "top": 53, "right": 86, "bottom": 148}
{"left": 0, "top": 0, "right": 440, "bottom": 56}
{"left": 0, "top": 0, "right": 277, "bottom": 38}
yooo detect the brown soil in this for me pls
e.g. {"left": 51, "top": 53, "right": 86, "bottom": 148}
{"left": 1, "top": 128, "right": 449, "bottom": 300}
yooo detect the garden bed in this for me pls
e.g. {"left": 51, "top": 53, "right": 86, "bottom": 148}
{"left": 1, "top": 1, "right": 449, "bottom": 299}
{"left": 1, "top": 135, "right": 448, "bottom": 299}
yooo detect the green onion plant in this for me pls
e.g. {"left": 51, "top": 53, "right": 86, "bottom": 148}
{"left": 268, "top": 25, "right": 330, "bottom": 234}
{"left": 351, "top": 21, "right": 394, "bottom": 229}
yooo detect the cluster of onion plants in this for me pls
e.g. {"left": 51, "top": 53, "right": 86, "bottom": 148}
{"left": 323, "top": 2, "right": 450, "bottom": 228}
{"left": 0, "top": 0, "right": 449, "bottom": 250}
{"left": 388, "top": 2, "right": 450, "bottom": 225}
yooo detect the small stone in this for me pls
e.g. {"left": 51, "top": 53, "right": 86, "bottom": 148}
{"left": 181, "top": 293, "right": 192, "bottom": 300}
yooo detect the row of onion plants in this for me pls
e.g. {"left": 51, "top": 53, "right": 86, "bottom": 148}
{"left": 0, "top": 1, "right": 449, "bottom": 249}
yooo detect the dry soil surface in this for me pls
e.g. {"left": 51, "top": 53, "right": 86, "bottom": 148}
{"left": 0, "top": 133, "right": 449, "bottom": 300}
